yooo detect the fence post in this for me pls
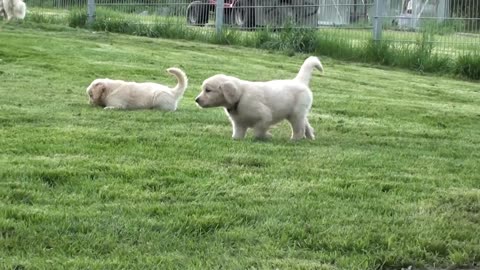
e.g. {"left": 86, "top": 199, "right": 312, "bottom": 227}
{"left": 215, "top": 0, "right": 225, "bottom": 34}
{"left": 412, "top": 0, "right": 418, "bottom": 29}
{"left": 372, "top": 0, "right": 384, "bottom": 42}
{"left": 87, "top": 0, "right": 96, "bottom": 25}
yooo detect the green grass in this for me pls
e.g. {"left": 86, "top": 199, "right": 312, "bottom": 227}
{"left": 28, "top": 7, "right": 478, "bottom": 55}
{"left": 25, "top": 7, "right": 480, "bottom": 79}
{"left": 1, "top": 22, "right": 480, "bottom": 269}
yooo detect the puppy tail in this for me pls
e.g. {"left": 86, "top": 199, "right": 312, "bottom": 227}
{"left": 294, "top": 56, "right": 323, "bottom": 86}
{"left": 167, "top": 67, "right": 188, "bottom": 99}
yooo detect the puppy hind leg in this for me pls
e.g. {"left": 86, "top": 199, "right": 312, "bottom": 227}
{"left": 153, "top": 100, "right": 176, "bottom": 111}
{"left": 288, "top": 116, "right": 306, "bottom": 140}
{"left": 305, "top": 119, "right": 315, "bottom": 140}
{"left": 153, "top": 92, "right": 176, "bottom": 111}
{"left": 3, "top": 0, "right": 11, "bottom": 20}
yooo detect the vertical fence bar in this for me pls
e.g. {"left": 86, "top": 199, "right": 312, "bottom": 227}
{"left": 216, "top": 0, "right": 225, "bottom": 34}
{"left": 412, "top": 0, "right": 418, "bottom": 29}
{"left": 373, "top": 0, "right": 384, "bottom": 42}
{"left": 87, "top": 0, "right": 96, "bottom": 25}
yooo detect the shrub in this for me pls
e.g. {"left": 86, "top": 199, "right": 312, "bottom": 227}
{"left": 62, "top": 8, "right": 478, "bottom": 80}
{"left": 455, "top": 53, "right": 480, "bottom": 80}
{"left": 68, "top": 8, "right": 87, "bottom": 28}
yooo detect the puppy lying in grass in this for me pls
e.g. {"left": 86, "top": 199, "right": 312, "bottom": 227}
{"left": 195, "top": 56, "right": 323, "bottom": 140}
{"left": 86, "top": 68, "right": 187, "bottom": 111}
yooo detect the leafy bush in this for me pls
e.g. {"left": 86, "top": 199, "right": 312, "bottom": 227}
{"left": 62, "top": 8, "right": 479, "bottom": 80}
{"left": 455, "top": 54, "right": 480, "bottom": 80}
{"left": 68, "top": 8, "right": 87, "bottom": 28}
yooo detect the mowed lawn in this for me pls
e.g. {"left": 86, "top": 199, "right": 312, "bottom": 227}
{"left": 0, "top": 23, "right": 479, "bottom": 270}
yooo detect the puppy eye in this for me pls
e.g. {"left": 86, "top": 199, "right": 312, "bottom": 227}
{"left": 205, "top": 89, "right": 212, "bottom": 93}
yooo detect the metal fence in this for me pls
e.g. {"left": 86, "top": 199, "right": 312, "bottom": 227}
{"left": 22, "top": 0, "right": 480, "bottom": 56}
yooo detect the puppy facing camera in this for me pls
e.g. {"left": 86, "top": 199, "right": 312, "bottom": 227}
{"left": 195, "top": 56, "right": 323, "bottom": 140}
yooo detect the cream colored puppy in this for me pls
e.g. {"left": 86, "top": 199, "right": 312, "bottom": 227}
{"left": 195, "top": 56, "right": 323, "bottom": 140}
{"left": 2, "top": 0, "right": 26, "bottom": 20}
{"left": 86, "top": 68, "right": 188, "bottom": 111}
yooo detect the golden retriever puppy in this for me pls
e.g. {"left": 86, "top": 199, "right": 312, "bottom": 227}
{"left": 86, "top": 68, "right": 188, "bottom": 111}
{"left": 2, "top": 0, "right": 26, "bottom": 20}
{"left": 195, "top": 56, "right": 323, "bottom": 140}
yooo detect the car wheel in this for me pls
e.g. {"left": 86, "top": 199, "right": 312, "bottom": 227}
{"left": 233, "top": 0, "right": 255, "bottom": 29}
{"left": 187, "top": 1, "right": 209, "bottom": 26}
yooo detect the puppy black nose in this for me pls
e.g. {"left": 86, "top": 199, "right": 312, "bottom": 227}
{"left": 195, "top": 97, "right": 200, "bottom": 103}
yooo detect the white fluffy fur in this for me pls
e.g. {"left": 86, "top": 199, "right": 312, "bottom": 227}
{"left": 86, "top": 68, "right": 188, "bottom": 111}
{"left": 1, "top": 0, "right": 26, "bottom": 20}
{"left": 195, "top": 56, "right": 323, "bottom": 140}
{"left": 0, "top": 1, "right": 5, "bottom": 19}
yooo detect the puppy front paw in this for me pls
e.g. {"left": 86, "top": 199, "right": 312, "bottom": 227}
{"left": 232, "top": 127, "right": 247, "bottom": 140}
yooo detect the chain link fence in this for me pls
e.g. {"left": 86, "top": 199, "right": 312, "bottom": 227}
{"left": 23, "top": 0, "right": 85, "bottom": 21}
{"left": 379, "top": 0, "right": 480, "bottom": 56}
{"left": 22, "top": 0, "right": 480, "bottom": 57}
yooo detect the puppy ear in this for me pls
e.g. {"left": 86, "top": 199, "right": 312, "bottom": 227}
{"left": 92, "top": 82, "right": 106, "bottom": 103}
{"left": 221, "top": 81, "right": 240, "bottom": 105}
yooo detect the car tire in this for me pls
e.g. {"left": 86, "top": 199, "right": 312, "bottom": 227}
{"left": 187, "top": 1, "right": 209, "bottom": 26}
{"left": 233, "top": 0, "right": 255, "bottom": 29}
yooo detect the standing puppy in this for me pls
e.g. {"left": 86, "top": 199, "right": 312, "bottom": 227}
{"left": 86, "top": 68, "right": 188, "bottom": 111}
{"left": 2, "top": 0, "right": 26, "bottom": 20}
{"left": 195, "top": 56, "right": 323, "bottom": 140}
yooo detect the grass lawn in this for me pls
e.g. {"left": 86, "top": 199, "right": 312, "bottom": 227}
{"left": 26, "top": 6, "right": 480, "bottom": 58}
{"left": 0, "top": 22, "right": 479, "bottom": 269}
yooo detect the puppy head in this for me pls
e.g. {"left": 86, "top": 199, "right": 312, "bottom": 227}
{"left": 195, "top": 75, "right": 241, "bottom": 108}
{"left": 86, "top": 79, "right": 107, "bottom": 106}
